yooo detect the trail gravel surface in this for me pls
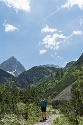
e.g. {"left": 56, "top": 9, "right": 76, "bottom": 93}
{"left": 34, "top": 114, "right": 60, "bottom": 125}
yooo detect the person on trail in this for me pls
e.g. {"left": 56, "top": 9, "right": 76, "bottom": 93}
{"left": 40, "top": 99, "right": 47, "bottom": 121}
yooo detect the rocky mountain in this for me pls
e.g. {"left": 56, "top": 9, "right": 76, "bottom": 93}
{"left": 53, "top": 84, "right": 73, "bottom": 101}
{"left": 0, "top": 69, "right": 15, "bottom": 84}
{"left": 0, "top": 56, "right": 26, "bottom": 77}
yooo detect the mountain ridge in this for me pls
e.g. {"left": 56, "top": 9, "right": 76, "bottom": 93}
{"left": 0, "top": 53, "right": 83, "bottom": 90}
{"left": 17, "top": 65, "right": 61, "bottom": 87}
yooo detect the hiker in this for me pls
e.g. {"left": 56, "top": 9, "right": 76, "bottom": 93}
{"left": 40, "top": 99, "right": 47, "bottom": 121}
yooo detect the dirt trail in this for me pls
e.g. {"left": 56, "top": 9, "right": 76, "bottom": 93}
{"left": 34, "top": 114, "right": 60, "bottom": 125}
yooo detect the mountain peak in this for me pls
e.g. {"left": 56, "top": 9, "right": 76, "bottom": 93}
{"left": 8, "top": 56, "right": 18, "bottom": 61}
{"left": 10, "top": 56, "right": 16, "bottom": 59}
{"left": 0, "top": 56, "right": 26, "bottom": 77}
{"left": 74, "top": 53, "right": 83, "bottom": 66}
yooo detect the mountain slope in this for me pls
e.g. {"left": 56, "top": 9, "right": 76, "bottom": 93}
{"left": 0, "top": 69, "right": 15, "bottom": 84}
{"left": 17, "top": 65, "right": 60, "bottom": 87}
{"left": 30, "top": 53, "right": 83, "bottom": 100}
{"left": 73, "top": 53, "right": 83, "bottom": 67}
{"left": 0, "top": 56, "right": 26, "bottom": 77}
{"left": 65, "top": 61, "right": 75, "bottom": 69}
{"left": 53, "top": 84, "right": 73, "bottom": 101}
{"left": 51, "top": 53, "right": 83, "bottom": 99}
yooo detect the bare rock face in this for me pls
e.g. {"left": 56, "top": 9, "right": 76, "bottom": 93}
{"left": 0, "top": 56, "right": 26, "bottom": 77}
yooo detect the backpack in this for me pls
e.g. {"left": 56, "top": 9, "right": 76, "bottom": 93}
{"left": 40, "top": 99, "right": 46, "bottom": 107}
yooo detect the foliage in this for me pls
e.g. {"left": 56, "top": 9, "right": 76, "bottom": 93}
{"left": 52, "top": 78, "right": 83, "bottom": 124}
{"left": 53, "top": 116, "right": 83, "bottom": 125}
{"left": 0, "top": 83, "right": 42, "bottom": 124}
{"left": 71, "top": 78, "right": 83, "bottom": 116}
{"left": 0, "top": 53, "right": 83, "bottom": 124}
{"left": 0, "top": 114, "right": 25, "bottom": 125}
{"left": 17, "top": 66, "right": 62, "bottom": 87}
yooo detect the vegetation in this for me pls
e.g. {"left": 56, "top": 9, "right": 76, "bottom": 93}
{"left": 52, "top": 54, "right": 83, "bottom": 125}
{"left": 0, "top": 53, "right": 83, "bottom": 125}
{"left": 0, "top": 83, "right": 42, "bottom": 125}
{"left": 53, "top": 116, "right": 83, "bottom": 125}
{"left": 17, "top": 66, "right": 62, "bottom": 87}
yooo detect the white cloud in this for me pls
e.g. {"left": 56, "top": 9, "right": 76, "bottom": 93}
{"left": 63, "top": 62, "right": 68, "bottom": 67}
{"left": 80, "top": 19, "right": 83, "bottom": 25}
{"left": 64, "top": 61, "right": 68, "bottom": 64}
{"left": 41, "top": 33, "right": 67, "bottom": 50}
{"left": 55, "top": 52, "right": 57, "bottom": 55}
{"left": 57, "top": 56, "right": 62, "bottom": 59}
{"left": 75, "top": 58, "right": 78, "bottom": 61}
{"left": 50, "top": 54, "right": 54, "bottom": 57}
{"left": 3, "top": 23, "right": 19, "bottom": 32}
{"left": 63, "top": 0, "right": 83, "bottom": 10}
{"left": 59, "top": 30, "right": 63, "bottom": 33}
{"left": 50, "top": 52, "right": 57, "bottom": 57}
{"left": 39, "top": 49, "right": 47, "bottom": 54}
{"left": 72, "top": 30, "right": 82, "bottom": 35}
{"left": 40, "top": 25, "right": 83, "bottom": 52}
{"left": 0, "top": 0, "right": 30, "bottom": 12}
{"left": 41, "top": 25, "right": 57, "bottom": 33}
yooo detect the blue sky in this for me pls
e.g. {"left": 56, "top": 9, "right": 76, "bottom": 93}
{"left": 0, "top": 0, "right": 83, "bottom": 69}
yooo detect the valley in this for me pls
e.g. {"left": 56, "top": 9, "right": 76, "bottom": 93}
{"left": 0, "top": 54, "right": 83, "bottom": 125}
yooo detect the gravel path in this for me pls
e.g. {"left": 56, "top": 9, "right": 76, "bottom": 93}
{"left": 34, "top": 114, "right": 60, "bottom": 125}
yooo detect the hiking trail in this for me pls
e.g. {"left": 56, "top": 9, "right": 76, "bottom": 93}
{"left": 34, "top": 111, "right": 60, "bottom": 125}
